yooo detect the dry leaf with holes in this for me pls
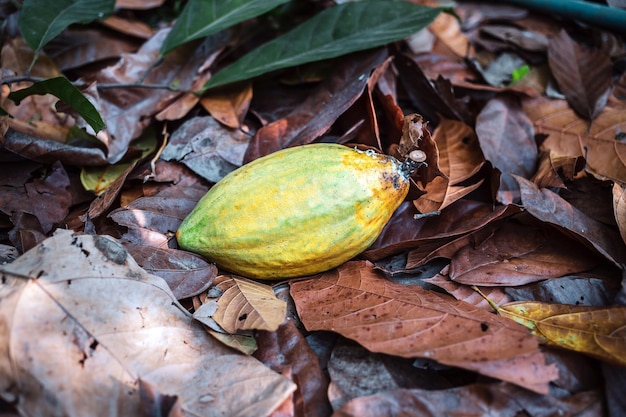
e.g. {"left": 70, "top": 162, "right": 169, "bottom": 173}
{"left": 211, "top": 275, "right": 287, "bottom": 334}
{"left": 290, "top": 260, "right": 558, "bottom": 394}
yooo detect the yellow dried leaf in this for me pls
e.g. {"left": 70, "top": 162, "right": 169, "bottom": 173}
{"left": 212, "top": 275, "right": 287, "bottom": 333}
{"left": 498, "top": 301, "right": 626, "bottom": 366}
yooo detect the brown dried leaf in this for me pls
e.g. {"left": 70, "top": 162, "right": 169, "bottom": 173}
{"left": 414, "top": 118, "right": 485, "bottom": 213}
{"left": 365, "top": 200, "right": 521, "bottom": 261}
{"left": 160, "top": 116, "right": 250, "bottom": 183}
{"left": 212, "top": 275, "right": 287, "bottom": 334}
{"left": 290, "top": 261, "right": 558, "bottom": 394}
{"left": 423, "top": 267, "right": 512, "bottom": 310}
{"left": 449, "top": 221, "right": 598, "bottom": 286}
{"left": 548, "top": 30, "right": 612, "bottom": 120}
{"left": 255, "top": 320, "right": 333, "bottom": 417}
{"left": 0, "top": 161, "right": 71, "bottom": 233}
{"left": 613, "top": 182, "right": 626, "bottom": 245}
{"left": 45, "top": 29, "right": 141, "bottom": 71}
{"left": 475, "top": 95, "right": 537, "bottom": 204}
{"left": 333, "top": 383, "right": 602, "bottom": 417}
{"left": 101, "top": 15, "right": 155, "bottom": 39}
{"left": 516, "top": 175, "right": 626, "bottom": 266}
{"left": 523, "top": 96, "right": 626, "bottom": 182}
{"left": 530, "top": 151, "right": 585, "bottom": 189}
{"left": 82, "top": 29, "right": 224, "bottom": 163}
{"left": 123, "top": 243, "right": 217, "bottom": 300}
{"left": 200, "top": 83, "right": 253, "bottom": 129}
{"left": 243, "top": 49, "right": 388, "bottom": 162}
{"left": 395, "top": 54, "right": 471, "bottom": 125}
{"left": 0, "top": 230, "right": 295, "bottom": 416}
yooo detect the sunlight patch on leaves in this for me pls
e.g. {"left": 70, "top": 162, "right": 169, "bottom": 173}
{"left": 203, "top": 1, "right": 446, "bottom": 90}
{"left": 0, "top": 230, "right": 295, "bottom": 416}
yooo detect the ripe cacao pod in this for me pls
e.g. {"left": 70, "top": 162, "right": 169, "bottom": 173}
{"left": 176, "top": 143, "right": 412, "bottom": 279}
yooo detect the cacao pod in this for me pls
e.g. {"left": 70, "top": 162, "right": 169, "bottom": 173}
{"left": 176, "top": 143, "right": 412, "bottom": 279}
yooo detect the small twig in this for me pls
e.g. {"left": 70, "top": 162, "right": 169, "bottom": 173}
{"left": 94, "top": 82, "right": 191, "bottom": 93}
{"left": 0, "top": 75, "right": 47, "bottom": 86}
{"left": 144, "top": 123, "right": 170, "bottom": 183}
{"left": 0, "top": 74, "right": 196, "bottom": 94}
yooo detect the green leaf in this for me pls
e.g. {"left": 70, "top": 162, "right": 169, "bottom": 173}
{"left": 203, "top": 1, "right": 445, "bottom": 90}
{"left": 511, "top": 64, "right": 530, "bottom": 83}
{"left": 8, "top": 77, "right": 105, "bottom": 132}
{"left": 161, "top": 0, "right": 290, "bottom": 55}
{"left": 19, "top": 0, "right": 115, "bottom": 53}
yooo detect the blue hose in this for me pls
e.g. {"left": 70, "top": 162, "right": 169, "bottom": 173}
{"left": 503, "top": 0, "right": 626, "bottom": 33}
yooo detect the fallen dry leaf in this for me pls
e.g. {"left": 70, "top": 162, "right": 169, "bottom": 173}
{"left": 211, "top": 275, "right": 287, "bottom": 334}
{"left": 255, "top": 319, "right": 333, "bottom": 417}
{"left": 160, "top": 116, "right": 250, "bottom": 183}
{"left": 449, "top": 221, "right": 598, "bottom": 286}
{"left": 522, "top": 96, "right": 626, "bottom": 183}
{"left": 290, "top": 260, "right": 558, "bottom": 394}
{"left": 548, "top": 29, "right": 612, "bottom": 121}
{"left": 613, "top": 182, "right": 626, "bottom": 245}
{"left": 475, "top": 95, "right": 537, "bottom": 203}
{"left": 333, "top": 382, "right": 602, "bottom": 417}
{"left": 494, "top": 301, "right": 626, "bottom": 366}
{"left": 200, "top": 82, "right": 253, "bottom": 129}
{"left": 243, "top": 49, "right": 388, "bottom": 162}
{"left": 516, "top": 175, "right": 626, "bottom": 266}
{"left": 0, "top": 230, "right": 295, "bottom": 416}
{"left": 411, "top": 117, "right": 484, "bottom": 213}
{"left": 0, "top": 160, "right": 71, "bottom": 234}
{"left": 365, "top": 200, "right": 521, "bottom": 262}
{"left": 423, "top": 266, "right": 512, "bottom": 310}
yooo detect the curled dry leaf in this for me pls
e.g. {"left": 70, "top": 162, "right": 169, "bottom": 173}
{"left": 413, "top": 118, "right": 484, "bottom": 213}
{"left": 290, "top": 261, "right": 558, "bottom": 394}
{"left": 211, "top": 275, "right": 287, "bottom": 334}
{"left": 0, "top": 230, "right": 295, "bottom": 417}
{"left": 366, "top": 200, "right": 521, "bottom": 262}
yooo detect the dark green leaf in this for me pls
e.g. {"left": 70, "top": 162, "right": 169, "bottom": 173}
{"left": 9, "top": 77, "right": 105, "bottom": 132}
{"left": 161, "top": 0, "right": 290, "bottom": 55}
{"left": 19, "top": 0, "right": 115, "bottom": 52}
{"left": 203, "top": 1, "right": 445, "bottom": 90}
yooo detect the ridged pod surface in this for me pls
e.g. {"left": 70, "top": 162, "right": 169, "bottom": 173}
{"left": 176, "top": 143, "right": 410, "bottom": 279}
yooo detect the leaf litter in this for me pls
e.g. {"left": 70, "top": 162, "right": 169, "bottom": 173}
{"left": 1, "top": 1, "right": 626, "bottom": 416}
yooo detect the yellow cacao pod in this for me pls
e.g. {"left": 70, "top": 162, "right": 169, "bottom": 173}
{"left": 176, "top": 143, "right": 411, "bottom": 279}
